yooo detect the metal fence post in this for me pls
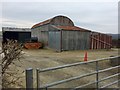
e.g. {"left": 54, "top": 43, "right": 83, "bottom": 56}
{"left": 96, "top": 61, "right": 99, "bottom": 90}
{"left": 36, "top": 68, "right": 40, "bottom": 89}
{"left": 26, "top": 68, "right": 33, "bottom": 89}
{"left": 118, "top": 57, "right": 120, "bottom": 88}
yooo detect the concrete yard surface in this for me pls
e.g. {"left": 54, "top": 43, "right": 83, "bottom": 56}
{"left": 6, "top": 48, "right": 119, "bottom": 88}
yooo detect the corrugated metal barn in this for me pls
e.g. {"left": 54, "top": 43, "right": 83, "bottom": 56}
{"left": 31, "top": 15, "right": 91, "bottom": 51}
{"left": 2, "top": 27, "right": 31, "bottom": 43}
{"left": 31, "top": 15, "right": 112, "bottom": 51}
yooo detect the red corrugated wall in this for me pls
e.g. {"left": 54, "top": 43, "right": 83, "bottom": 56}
{"left": 90, "top": 32, "right": 112, "bottom": 49}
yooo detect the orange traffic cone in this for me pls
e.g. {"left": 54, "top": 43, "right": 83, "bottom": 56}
{"left": 84, "top": 52, "right": 88, "bottom": 61}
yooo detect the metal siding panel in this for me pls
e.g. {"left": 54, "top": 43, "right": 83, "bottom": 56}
{"left": 74, "top": 31, "right": 77, "bottom": 50}
{"left": 65, "top": 31, "right": 67, "bottom": 50}
{"left": 66, "top": 31, "right": 69, "bottom": 50}
{"left": 62, "top": 31, "right": 65, "bottom": 50}
{"left": 62, "top": 30, "right": 90, "bottom": 51}
{"left": 48, "top": 31, "right": 61, "bottom": 51}
{"left": 48, "top": 31, "right": 52, "bottom": 48}
{"left": 56, "top": 32, "right": 61, "bottom": 51}
{"left": 62, "top": 31, "right": 90, "bottom": 50}
{"left": 85, "top": 32, "right": 90, "bottom": 50}
{"left": 87, "top": 32, "right": 90, "bottom": 49}
{"left": 84, "top": 33, "right": 87, "bottom": 49}
{"left": 81, "top": 32, "right": 84, "bottom": 50}
{"left": 78, "top": 32, "right": 82, "bottom": 50}
{"left": 84, "top": 32, "right": 87, "bottom": 49}
{"left": 83, "top": 32, "right": 86, "bottom": 49}
{"left": 77, "top": 32, "right": 80, "bottom": 49}
{"left": 79, "top": 32, "right": 82, "bottom": 49}
{"left": 32, "top": 24, "right": 49, "bottom": 47}
{"left": 69, "top": 31, "right": 72, "bottom": 50}
{"left": 82, "top": 33, "right": 85, "bottom": 50}
{"left": 61, "top": 31, "right": 64, "bottom": 50}
{"left": 75, "top": 31, "right": 79, "bottom": 50}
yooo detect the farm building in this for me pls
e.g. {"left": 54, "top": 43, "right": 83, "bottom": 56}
{"left": 31, "top": 15, "right": 112, "bottom": 51}
{"left": 2, "top": 27, "right": 31, "bottom": 43}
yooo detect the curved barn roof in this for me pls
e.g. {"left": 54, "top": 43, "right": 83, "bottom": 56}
{"left": 31, "top": 15, "right": 74, "bottom": 29}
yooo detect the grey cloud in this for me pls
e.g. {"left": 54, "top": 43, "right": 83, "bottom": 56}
{"left": 1, "top": 2, "right": 118, "bottom": 33}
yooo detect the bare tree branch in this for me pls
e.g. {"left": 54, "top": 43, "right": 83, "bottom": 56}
{"left": 1, "top": 39, "right": 23, "bottom": 88}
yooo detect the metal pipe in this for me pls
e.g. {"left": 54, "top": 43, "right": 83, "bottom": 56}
{"left": 72, "top": 81, "right": 97, "bottom": 89}
{"left": 41, "top": 71, "right": 97, "bottom": 88}
{"left": 41, "top": 65, "right": 120, "bottom": 88}
{"left": 100, "top": 80, "right": 120, "bottom": 88}
{"left": 39, "top": 56, "right": 119, "bottom": 72}
{"left": 36, "top": 68, "right": 40, "bottom": 89}
{"left": 98, "top": 73, "right": 120, "bottom": 83}
{"left": 36, "top": 56, "right": 119, "bottom": 89}
{"left": 73, "top": 73, "right": 120, "bottom": 89}
{"left": 26, "top": 68, "right": 33, "bottom": 89}
{"left": 98, "top": 65, "right": 120, "bottom": 73}
{"left": 96, "top": 61, "right": 99, "bottom": 90}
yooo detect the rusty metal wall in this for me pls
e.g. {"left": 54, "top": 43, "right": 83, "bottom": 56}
{"left": 48, "top": 26, "right": 90, "bottom": 51}
{"left": 61, "top": 30, "right": 90, "bottom": 51}
{"left": 31, "top": 15, "right": 112, "bottom": 51}
{"left": 51, "top": 16, "right": 74, "bottom": 26}
{"left": 32, "top": 25, "right": 112, "bottom": 51}
{"left": 31, "top": 24, "right": 49, "bottom": 46}
{"left": 90, "top": 32, "right": 112, "bottom": 49}
{"left": 48, "top": 31, "right": 61, "bottom": 52}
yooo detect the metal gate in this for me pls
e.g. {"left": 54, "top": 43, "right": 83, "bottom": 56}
{"left": 26, "top": 56, "right": 120, "bottom": 89}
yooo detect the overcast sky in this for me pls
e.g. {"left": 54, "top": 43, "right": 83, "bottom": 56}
{"left": 0, "top": 0, "right": 119, "bottom": 34}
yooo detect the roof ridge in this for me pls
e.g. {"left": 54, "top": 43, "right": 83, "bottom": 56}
{"left": 31, "top": 18, "right": 52, "bottom": 28}
{"left": 56, "top": 25, "right": 91, "bottom": 32}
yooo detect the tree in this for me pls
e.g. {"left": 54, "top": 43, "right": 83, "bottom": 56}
{"left": 1, "top": 39, "right": 23, "bottom": 88}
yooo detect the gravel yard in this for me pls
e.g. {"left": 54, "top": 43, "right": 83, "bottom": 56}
{"left": 7, "top": 48, "right": 119, "bottom": 88}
